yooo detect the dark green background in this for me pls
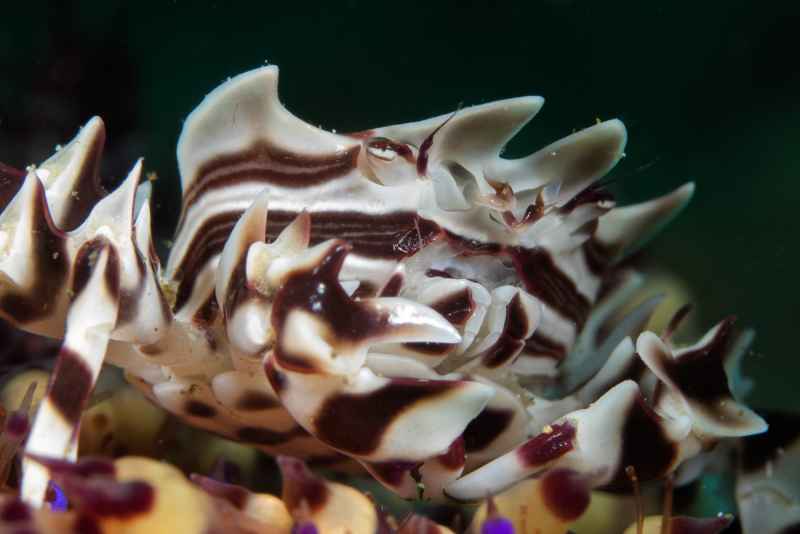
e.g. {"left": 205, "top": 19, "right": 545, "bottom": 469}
{"left": 1, "top": 1, "right": 797, "bottom": 410}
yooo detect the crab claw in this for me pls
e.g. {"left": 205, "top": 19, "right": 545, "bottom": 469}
{"left": 264, "top": 240, "right": 493, "bottom": 472}
{"left": 267, "top": 360, "right": 491, "bottom": 474}
{"left": 267, "top": 240, "right": 461, "bottom": 375}
{"left": 444, "top": 380, "right": 692, "bottom": 501}
{"left": 637, "top": 318, "right": 767, "bottom": 439}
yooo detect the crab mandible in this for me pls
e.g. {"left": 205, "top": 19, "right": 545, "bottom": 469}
{"left": 0, "top": 66, "right": 765, "bottom": 505}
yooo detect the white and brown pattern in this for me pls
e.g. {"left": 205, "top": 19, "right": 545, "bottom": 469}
{"left": 0, "top": 65, "right": 765, "bottom": 504}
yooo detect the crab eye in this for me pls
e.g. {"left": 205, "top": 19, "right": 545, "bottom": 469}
{"left": 366, "top": 137, "right": 401, "bottom": 161}
{"left": 362, "top": 137, "right": 418, "bottom": 186}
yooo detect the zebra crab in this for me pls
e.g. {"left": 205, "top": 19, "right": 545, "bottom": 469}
{"left": 0, "top": 66, "right": 766, "bottom": 505}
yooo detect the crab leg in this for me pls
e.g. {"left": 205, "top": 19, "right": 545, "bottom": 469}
{"left": 21, "top": 241, "right": 120, "bottom": 504}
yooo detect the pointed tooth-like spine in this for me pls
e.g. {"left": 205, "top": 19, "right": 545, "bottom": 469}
{"left": 215, "top": 191, "right": 268, "bottom": 315}
{"left": 37, "top": 116, "right": 106, "bottom": 231}
{"left": 78, "top": 160, "right": 169, "bottom": 344}
{"left": 177, "top": 67, "right": 356, "bottom": 195}
{"left": 77, "top": 158, "right": 139, "bottom": 239}
{"left": 491, "top": 119, "right": 627, "bottom": 199}
{"left": 248, "top": 210, "right": 311, "bottom": 296}
{"left": 131, "top": 200, "right": 172, "bottom": 336}
{"left": 723, "top": 328, "right": 755, "bottom": 401}
{"left": 372, "top": 96, "right": 544, "bottom": 207}
{"left": 217, "top": 205, "right": 315, "bottom": 356}
{"left": 377, "top": 96, "right": 544, "bottom": 162}
{"left": 0, "top": 172, "right": 69, "bottom": 336}
{"left": 595, "top": 182, "right": 695, "bottom": 262}
{"left": 457, "top": 286, "right": 542, "bottom": 372}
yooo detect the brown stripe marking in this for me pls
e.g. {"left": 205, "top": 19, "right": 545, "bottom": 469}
{"left": 559, "top": 183, "right": 614, "bottom": 214}
{"left": 181, "top": 141, "right": 360, "bottom": 213}
{"left": 400, "top": 342, "right": 451, "bottom": 356}
{"left": 293, "top": 210, "right": 441, "bottom": 259}
{"left": 582, "top": 233, "right": 614, "bottom": 276}
{"left": 184, "top": 401, "right": 217, "bottom": 418}
{"left": 173, "top": 209, "right": 442, "bottom": 311}
{"left": 436, "top": 436, "right": 466, "bottom": 470}
{"left": 277, "top": 457, "right": 329, "bottom": 512}
{"left": 659, "top": 318, "right": 734, "bottom": 405}
{"left": 55, "top": 477, "right": 155, "bottom": 518}
{"left": 444, "top": 230, "right": 503, "bottom": 256}
{"left": 116, "top": 246, "right": 167, "bottom": 329}
{"left": 314, "top": 378, "right": 463, "bottom": 456}
{"left": 48, "top": 348, "right": 94, "bottom": 424}
{"left": 172, "top": 210, "right": 240, "bottom": 312}
{"left": 71, "top": 238, "right": 120, "bottom": 301}
{"left": 58, "top": 128, "right": 107, "bottom": 231}
{"left": 235, "top": 390, "right": 280, "bottom": 411}
{"left": 379, "top": 273, "right": 404, "bottom": 297}
{"left": 271, "top": 242, "right": 393, "bottom": 372}
{"left": 236, "top": 425, "right": 307, "bottom": 446}
{"left": 0, "top": 180, "right": 68, "bottom": 324}
{"left": 508, "top": 246, "right": 591, "bottom": 328}
{"left": 463, "top": 407, "right": 515, "bottom": 453}
{"left": 416, "top": 112, "right": 455, "bottom": 176}
{"left": 523, "top": 332, "right": 567, "bottom": 360}
{"left": 404, "top": 288, "right": 473, "bottom": 355}
{"left": 431, "top": 288, "right": 475, "bottom": 326}
{"left": 657, "top": 318, "right": 756, "bottom": 429}
{"left": 540, "top": 469, "right": 591, "bottom": 521}
{"left": 481, "top": 294, "right": 529, "bottom": 368}
{"left": 517, "top": 421, "right": 576, "bottom": 468}
{"left": 264, "top": 359, "right": 288, "bottom": 394}
{"left": 603, "top": 393, "right": 678, "bottom": 490}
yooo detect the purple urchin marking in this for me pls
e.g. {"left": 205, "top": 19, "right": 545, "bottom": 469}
{"left": 48, "top": 481, "right": 69, "bottom": 512}
{"left": 481, "top": 516, "right": 515, "bottom": 534}
{"left": 292, "top": 521, "right": 319, "bottom": 534}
